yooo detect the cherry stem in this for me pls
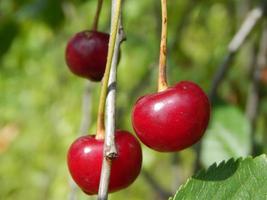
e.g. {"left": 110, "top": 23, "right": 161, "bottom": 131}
{"left": 158, "top": 0, "right": 168, "bottom": 92}
{"left": 92, "top": 0, "right": 104, "bottom": 31}
{"left": 95, "top": 0, "right": 122, "bottom": 140}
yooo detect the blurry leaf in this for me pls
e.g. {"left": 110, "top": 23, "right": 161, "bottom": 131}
{"left": 39, "top": 0, "right": 64, "bottom": 28}
{"left": 201, "top": 105, "right": 251, "bottom": 167}
{"left": 17, "top": 0, "right": 65, "bottom": 28}
{"left": 172, "top": 155, "right": 267, "bottom": 200}
{"left": 0, "top": 18, "right": 18, "bottom": 60}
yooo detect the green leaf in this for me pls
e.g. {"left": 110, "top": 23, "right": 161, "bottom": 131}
{"left": 201, "top": 105, "right": 251, "bottom": 167}
{"left": 173, "top": 155, "right": 267, "bottom": 200}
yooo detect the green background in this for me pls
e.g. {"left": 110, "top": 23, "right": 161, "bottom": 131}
{"left": 0, "top": 0, "right": 266, "bottom": 199}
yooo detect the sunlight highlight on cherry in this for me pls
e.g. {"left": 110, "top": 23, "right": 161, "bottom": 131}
{"left": 132, "top": 81, "right": 210, "bottom": 152}
{"left": 67, "top": 130, "right": 142, "bottom": 195}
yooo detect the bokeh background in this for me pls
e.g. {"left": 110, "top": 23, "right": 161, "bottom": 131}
{"left": 1, "top": 0, "right": 267, "bottom": 199}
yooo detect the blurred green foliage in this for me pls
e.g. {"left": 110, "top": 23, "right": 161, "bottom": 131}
{"left": 0, "top": 0, "right": 267, "bottom": 199}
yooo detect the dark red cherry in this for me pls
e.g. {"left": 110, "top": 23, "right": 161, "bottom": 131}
{"left": 132, "top": 81, "right": 210, "bottom": 152}
{"left": 65, "top": 30, "right": 109, "bottom": 81}
{"left": 67, "top": 130, "right": 142, "bottom": 195}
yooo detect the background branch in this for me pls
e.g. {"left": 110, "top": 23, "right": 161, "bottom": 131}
{"left": 142, "top": 169, "right": 172, "bottom": 200}
{"left": 194, "top": 3, "right": 265, "bottom": 173}
{"left": 68, "top": 82, "right": 92, "bottom": 200}
{"left": 245, "top": 21, "right": 267, "bottom": 156}
{"left": 171, "top": 153, "right": 181, "bottom": 192}
{"left": 209, "top": 5, "right": 264, "bottom": 102}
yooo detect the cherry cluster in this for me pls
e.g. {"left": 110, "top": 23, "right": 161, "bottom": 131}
{"left": 65, "top": 0, "right": 210, "bottom": 196}
{"left": 66, "top": 29, "right": 143, "bottom": 194}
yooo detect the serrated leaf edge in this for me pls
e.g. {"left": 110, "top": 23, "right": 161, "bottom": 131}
{"left": 172, "top": 154, "right": 267, "bottom": 199}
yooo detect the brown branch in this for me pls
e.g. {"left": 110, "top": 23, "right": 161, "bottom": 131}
{"left": 142, "top": 169, "right": 172, "bottom": 200}
{"left": 209, "top": 5, "right": 264, "bottom": 102}
{"left": 245, "top": 21, "right": 267, "bottom": 156}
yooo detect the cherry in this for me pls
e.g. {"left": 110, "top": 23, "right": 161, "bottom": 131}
{"left": 67, "top": 130, "right": 142, "bottom": 195}
{"left": 65, "top": 30, "right": 109, "bottom": 81}
{"left": 132, "top": 81, "right": 210, "bottom": 152}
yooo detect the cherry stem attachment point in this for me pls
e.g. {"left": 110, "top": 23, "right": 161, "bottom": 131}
{"left": 92, "top": 0, "right": 104, "bottom": 31}
{"left": 158, "top": 0, "right": 168, "bottom": 92}
{"left": 95, "top": 0, "right": 122, "bottom": 140}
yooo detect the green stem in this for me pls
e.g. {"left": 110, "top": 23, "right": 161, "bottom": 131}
{"left": 95, "top": 0, "right": 122, "bottom": 140}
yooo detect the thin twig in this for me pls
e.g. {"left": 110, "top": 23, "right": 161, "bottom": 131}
{"left": 97, "top": 0, "right": 124, "bottom": 199}
{"left": 209, "top": 6, "right": 264, "bottom": 102}
{"left": 68, "top": 82, "right": 92, "bottom": 200}
{"left": 95, "top": 0, "right": 122, "bottom": 140}
{"left": 246, "top": 21, "right": 267, "bottom": 155}
{"left": 142, "top": 169, "right": 172, "bottom": 200}
{"left": 105, "top": 25, "right": 125, "bottom": 159}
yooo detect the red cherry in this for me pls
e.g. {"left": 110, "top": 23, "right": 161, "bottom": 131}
{"left": 132, "top": 81, "right": 210, "bottom": 152}
{"left": 67, "top": 130, "right": 142, "bottom": 195}
{"left": 65, "top": 30, "right": 109, "bottom": 81}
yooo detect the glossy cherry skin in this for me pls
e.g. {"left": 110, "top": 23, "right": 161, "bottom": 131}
{"left": 132, "top": 81, "right": 210, "bottom": 152}
{"left": 65, "top": 30, "right": 109, "bottom": 81}
{"left": 67, "top": 130, "right": 142, "bottom": 195}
